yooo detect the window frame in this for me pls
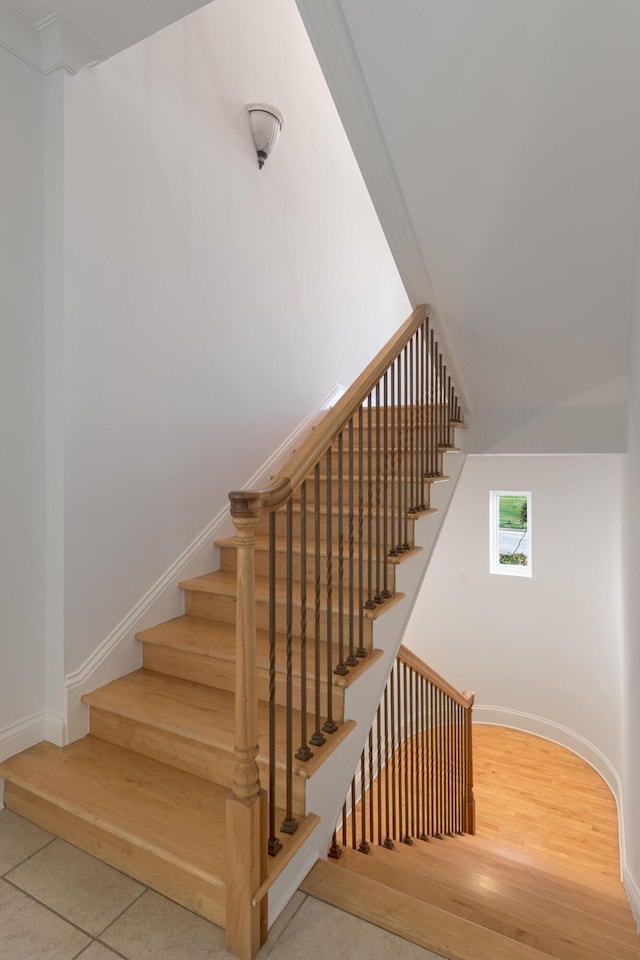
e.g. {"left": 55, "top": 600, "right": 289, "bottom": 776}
{"left": 489, "top": 490, "right": 532, "bottom": 578}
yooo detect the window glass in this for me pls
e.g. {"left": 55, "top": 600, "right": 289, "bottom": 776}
{"left": 490, "top": 491, "right": 532, "bottom": 577}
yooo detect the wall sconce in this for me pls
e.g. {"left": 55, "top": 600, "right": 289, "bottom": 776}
{"left": 247, "top": 103, "right": 284, "bottom": 170}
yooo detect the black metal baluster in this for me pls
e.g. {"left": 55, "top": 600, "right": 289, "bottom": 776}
{"left": 295, "top": 483, "right": 312, "bottom": 762}
{"left": 429, "top": 328, "right": 436, "bottom": 477}
{"left": 390, "top": 662, "right": 397, "bottom": 841}
{"left": 281, "top": 500, "right": 297, "bottom": 835}
{"left": 408, "top": 337, "right": 416, "bottom": 515}
{"left": 376, "top": 702, "right": 382, "bottom": 847}
{"left": 335, "top": 434, "right": 348, "bottom": 677}
{"left": 403, "top": 347, "right": 410, "bottom": 550}
{"left": 403, "top": 662, "right": 412, "bottom": 844}
{"left": 351, "top": 775, "right": 357, "bottom": 850}
{"left": 383, "top": 685, "right": 393, "bottom": 848}
{"left": 389, "top": 361, "right": 397, "bottom": 556}
{"left": 356, "top": 406, "right": 367, "bottom": 657}
{"left": 382, "top": 372, "right": 391, "bottom": 597}
{"left": 268, "top": 511, "right": 282, "bottom": 855}
{"left": 359, "top": 750, "right": 370, "bottom": 853}
{"left": 310, "top": 464, "right": 325, "bottom": 748}
{"left": 374, "top": 382, "right": 383, "bottom": 603}
{"left": 368, "top": 727, "right": 374, "bottom": 846}
{"left": 323, "top": 449, "right": 337, "bottom": 734}
{"left": 365, "top": 395, "right": 375, "bottom": 609}
{"left": 347, "top": 421, "right": 357, "bottom": 666}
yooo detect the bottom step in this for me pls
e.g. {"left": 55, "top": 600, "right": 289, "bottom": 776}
{"left": 0, "top": 738, "right": 228, "bottom": 925}
{"left": 301, "top": 854, "right": 555, "bottom": 960}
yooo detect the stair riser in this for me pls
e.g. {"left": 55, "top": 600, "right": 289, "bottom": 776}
{"left": 257, "top": 510, "right": 416, "bottom": 547}
{"left": 89, "top": 710, "right": 307, "bottom": 817}
{"left": 141, "top": 642, "right": 346, "bottom": 719}
{"left": 218, "top": 546, "right": 398, "bottom": 594}
{"left": 184, "top": 591, "right": 375, "bottom": 646}
{"left": 4, "top": 782, "right": 226, "bottom": 926}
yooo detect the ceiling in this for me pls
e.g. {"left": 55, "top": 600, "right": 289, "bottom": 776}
{"left": 297, "top": 0, "right": 640, "bottom": 423}
{"left": 6, "top": 0, "right": 210, "bottom": 57}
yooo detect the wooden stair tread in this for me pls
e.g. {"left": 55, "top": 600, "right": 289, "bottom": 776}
{"left": 137, "top": 616, "right": 383, "bottom": 688}
{"left": 179, "top": 571, "right": 406, "bottom": 619}
{"left": 82, "top": 669, "right": 354, "bottom": 779}
{"left": 337, "top": 844, "right": 640, "bottom": 960}
{"left": 388, "top": 837, "right": 638, "bottom": 936}
{"left": 301, "top": 856, "right": 556, "bottom": 960}
{"left": 0, "top": 738, "right": 227, "bottom": 884}
{"left": 402, "top": 832, "right": 632, "bottom": 915}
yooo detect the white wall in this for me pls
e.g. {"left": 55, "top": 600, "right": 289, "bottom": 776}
{"left": 62, "top": 0, "right": 409, "bottom": 677}
{"left": 0, "top": 47, "right": 46, "bottom": 748}
{"left": 623, "top": 191, "right": 640, "bottom": 924}
{"left": 404, "top": 455, "right": 624, "bottom": 780}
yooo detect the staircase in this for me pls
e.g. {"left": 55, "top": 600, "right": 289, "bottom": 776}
{"left": 0, "top": 306, "right": 466, "bottom": 957}
{"left": 303, "top": 719, "right": 640, "bottom": 960}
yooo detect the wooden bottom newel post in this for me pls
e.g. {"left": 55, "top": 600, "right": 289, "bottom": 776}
{"left": 226, "top": 503, "right": 268, "bottom": 960}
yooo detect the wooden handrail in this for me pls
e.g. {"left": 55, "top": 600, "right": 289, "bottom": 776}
{"left": 229, "top": 305, "right": 431, "bottom": 518}
{"left": 397, "top": 644, "right": 474, "bottom": 710}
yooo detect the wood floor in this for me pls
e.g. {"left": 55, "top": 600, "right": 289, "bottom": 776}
{"left": 302, "top": 724, "right": 640, "bottom": 960}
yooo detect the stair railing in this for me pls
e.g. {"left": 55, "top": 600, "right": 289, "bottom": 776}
{"left": 226, "top": 305, "right": 464, "bottom": 958}
{"left": 328, "top": 645, "right": 474, "bottom": 859}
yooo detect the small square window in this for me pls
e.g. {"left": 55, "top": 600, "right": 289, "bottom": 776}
{"left": 490, "top": 491, "right": 532, "bottom": 577}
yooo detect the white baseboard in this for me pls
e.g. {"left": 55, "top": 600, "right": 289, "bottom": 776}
{"left": 624, "top": 867, "right": 640, "bottom": 932}
{"left": 64, "top": 384, "right": 346, "bottom": 742}
{"left": 0, "top": 711, "right": 65, "bottom": 762}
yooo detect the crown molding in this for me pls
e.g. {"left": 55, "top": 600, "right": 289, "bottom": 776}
{"left": 0, "top": 1, "right": 105, "bottom": 74}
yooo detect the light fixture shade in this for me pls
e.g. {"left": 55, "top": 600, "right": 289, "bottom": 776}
{"left": 247, "top": 103, "right": 284, "bottom": 169}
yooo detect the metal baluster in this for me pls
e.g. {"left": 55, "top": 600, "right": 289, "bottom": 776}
{"left": 403, "top": 347, "right": 410, "bottom": 550}
{"left": 280, "top": 500, "right": 297, "bottom": 834}
{"left": 383, "top": 685, "right": 393, "bottom": 848}
{"left": 409, "top": 666, "right": 415, "bottom": 839}
{"left": 396, "top": 661, "right": 404, "bottom": 843}
{"left": 365, "top": 394, "right": 375, "bottom": 609}
{"left": 368, "top": 727, "right": 374, "bottom": 846}
{"left": 419, "top": 675, "right": 428, "bottom": 841}
{"left": 347, "top": 421, "right": 357, "bottom": 666}
{"left": 408, "top": 337, "right": 416, "bottom": 515}
{"left": 310, "top": 465, "right": 325, "bottom": 748}
{"left": 357, "top": 406, "right": 367, "bottom": 648}
{"left": 374, "top": 382, "right": 383, "bottom": 603}
{"left": 403, "top": 662, "right": 412, "bottom": 843}
{"left": 267, "top": 511, "right": 282, "bottom": 855}
{"left": 390, "top": 661, "right": 397, "bottom": 841}
{"left": 429, "top": 328, "right": 436, "bottom": 477}
{"left": 295, "top": 483, "right": 312, "bottom": 762}
{"left": 382, "top": 372, "right": 391, "bottom": 597}
{"left": 376, "top": 702, "right": 382, "bottom": 847}
{"left": 389, "top": 361, "right": 397, "bottom": 556}
{"left": 335, "top": 434, "right": 348, "bottom": 676}
{"left": 351, "top": 775, "right": 357, "bottom": 850}
{"left": 419, "top": 321, "right": 427, "bottom": 509}
{"left": 359, "top": 751, "right": 370, "bottom": 853}
{"left": 323, "top": 449, "right": 337, "bottom": 734}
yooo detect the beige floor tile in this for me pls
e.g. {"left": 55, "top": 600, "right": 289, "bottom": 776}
{"left": 259, "top": 891, "right": 306, "bottom": 958}
{"left": 266, "top": 895, "right": 443, "bottom": 960}
{"left": 0, "top": 809, "right": 54, "bottom": 875}
{"left": 6, "top": 839, "right": 144, "bottom": 936}
{"left": 78, "top": 943, "right": 125, "bottom": 960}
{"left": 0, "top": 879, "right": 90, "bottom": 960}
{"left": 101, "top": 890, "right": 230, "bottom": 960}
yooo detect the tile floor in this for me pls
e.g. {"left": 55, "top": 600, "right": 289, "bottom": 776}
{"left": 0, "top": 808, "right": 442, "bottom": 960}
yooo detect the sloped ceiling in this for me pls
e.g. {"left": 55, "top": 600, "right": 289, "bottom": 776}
{"left": 297, "top": 0, "right": 640, "bottom": 450}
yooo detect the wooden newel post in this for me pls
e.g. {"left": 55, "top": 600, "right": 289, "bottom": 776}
{"left": 463, "top": 690, "right": 476, "bottom": 836}
{"left": 226, "top": 496, "right": 268, "bottom": 960}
